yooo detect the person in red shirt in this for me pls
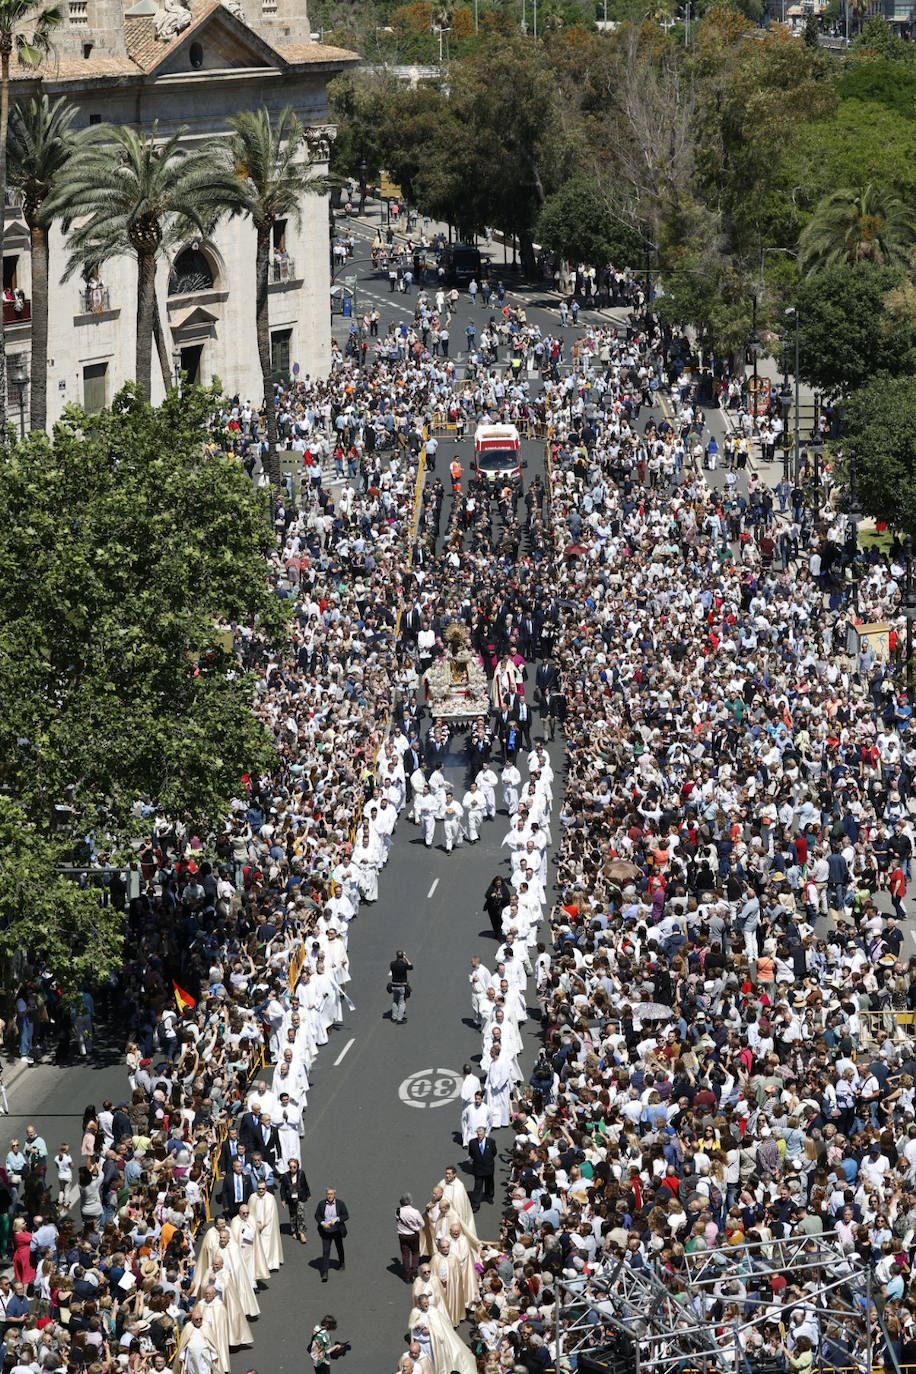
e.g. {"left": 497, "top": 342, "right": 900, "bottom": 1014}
{"left": 891, "top": 863, "right": 907, "bottom": 920}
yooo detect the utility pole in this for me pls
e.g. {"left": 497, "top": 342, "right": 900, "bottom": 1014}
{"left": 749, "top": 292, "right": 760, "bottom": 435}
{"left": 684, "top": 0, "right": 690, "bottom": 43}
{"left": 785, "top": 305, "right": 800, "bottom": 483}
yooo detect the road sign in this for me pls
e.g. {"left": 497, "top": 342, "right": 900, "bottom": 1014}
{"left": 379, "top": 171, "right": 403, "bottom": 199}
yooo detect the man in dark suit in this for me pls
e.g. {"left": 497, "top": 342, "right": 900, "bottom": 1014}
{"left": 315, "top": 1186, "right": 349, "bottom": 1282}
{"left": 237, "top": 1104, "right": 262, "bottom": 1154}
{"left": 467, "top": 1126, "right": 498, "bottom": 1208}
{"left": 221, "top": 1159, "right": 252, "bottom": 1217}
{"left": 512, "top": 693, "right": 532, "bottom": 752}
{"left": 219, "top": 1127, "right": 242, "bottom": 1176}
{"left": 403, "top": 739, "right": 424, "bottom": 779}
{"left": 424, "top": 728, "right": 448, "bottom": 771}
{"left": 255, "top": 1112, "right": 281, "bottom": 1170}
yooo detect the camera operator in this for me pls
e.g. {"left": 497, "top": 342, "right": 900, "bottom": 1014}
{"left": 309, "top": 1315, "right": 349, "bottom": 1374}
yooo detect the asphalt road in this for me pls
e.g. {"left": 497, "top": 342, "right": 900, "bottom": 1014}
{"left": 229, "top": 766, "right": 551, "bottom": 1374}
{"left": 228, "top": 358, "right": 563, "bottom": 1374}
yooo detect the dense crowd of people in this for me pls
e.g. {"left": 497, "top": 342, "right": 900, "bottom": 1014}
{"left": 0, "top": 365, "right": 449, "bottom": 1374}
{"left": 397, "top": 316, "right": 916, "bottom": 1374}
{"left": 6, "top": 277, "right": 916, "bottom": 1374}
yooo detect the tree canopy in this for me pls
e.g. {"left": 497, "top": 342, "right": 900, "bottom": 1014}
{"left": 844, "top": 375, "right": 916, "bottom": 535}
{"left": 793, "top": 262, "right": 916, "bottom": 397}
{"left": 0, "top": 382, "right": 284, "bottom": 840}
{"left": 0, "top": 797, "right": 122, "bottom": 997}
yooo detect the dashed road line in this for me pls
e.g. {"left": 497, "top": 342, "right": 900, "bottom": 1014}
{"left": 333, "top": 1038, "right": 355, "bottom": 1066}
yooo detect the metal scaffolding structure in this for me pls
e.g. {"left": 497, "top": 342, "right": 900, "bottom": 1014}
{"left": 554, "top": 1231, "right": 879, "bottom": 1374}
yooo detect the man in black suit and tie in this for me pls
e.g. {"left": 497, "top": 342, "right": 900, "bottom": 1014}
{"left": 467, "top": 1126, "right": 498, "bottom": 1208}
{"left": 315, "top": 1186, "right": 349, "bottom": 1282}
{"left": 255, "top": 1112, "right": 281, "bottom": 1170}
{"left": 222, "top": 1159, "right": 252, "bottom": 1217}
{"left": 403, "top": 739, "right": 424, "bottom": 778}
{"left": 238, "top": 1104, "right": 262, "bottom": 1154}
{"left": 219, "top": 1127, "right": 244, "bottom": 1177}
{"left": 513, "top": 693, "right": 532, "bottom": 751}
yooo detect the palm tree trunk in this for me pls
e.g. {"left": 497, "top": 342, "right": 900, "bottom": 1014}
{"left": 135, "top": 249, "right": 156, "bottom": 399}
{"left": 28, "top": 221, "right": 48, "bottom": 431}
{"left": 255, "top": 222, "right": 279, "bottom": 484}
{"left": 0, "top": 47, "right": 11, "bottom": 437}
{"left": 152, "top": 286, "right": 172, "bottom": 395}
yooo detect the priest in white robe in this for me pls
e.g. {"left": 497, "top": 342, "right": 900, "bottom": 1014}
{"left": 483, "top": 1045, "right": 513, "bottom": 1128}
{"left": 437, "top": 1166, "right": 477, "bottom": 1241}
{"left": 447, "top": 1219, "right": 481, "bottom": 1318}
{"left": 206, "top": 1254, "right": 252, "bottom": 1348}
{"left": 215, "top": 1230, "right": 259, "bottom": 1319}
{"left": 271, "top": 1091, "right": 303, "bottom": 1172}
{"left": 199, "top": 1287, "right": 231, "bottom": 1374}
{"left": 230, "top": 1204, "right": 269, "bottom": 1285}
{"left": 174, "top": 1310, "right": 218, "bottom": 1374}
{"left": 251, "top": 1178, "right": 283, "bottom": 1271}
{"left": 461, "top": 1088, "right": 493, "bottom": 1148}
{"left": 407, "top": 1294, "right": 476, "bottom": 1374}
{"left": 294, "top": 973, "right": 328, "bottom": 1049}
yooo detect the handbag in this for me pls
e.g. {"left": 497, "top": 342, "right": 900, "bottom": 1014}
{"left": 386, "top": 982, "right": 393, "bottom": 994}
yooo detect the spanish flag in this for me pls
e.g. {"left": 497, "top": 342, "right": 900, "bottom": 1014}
{"left": 172, "top": 981, "right": 196, "bottom": 1013}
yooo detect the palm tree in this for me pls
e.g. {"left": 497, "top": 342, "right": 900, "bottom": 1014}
{"left": 8, "top": 95, "right": 94, "bottom": 430}
{"left": 799, "top": 183, "right": 916, "bottom": 276}
{"left": 47, "top": 124, "right": 220, "bottom": 399}
{"left": 217, "top": 106, "right": 323, "bottom": 485}
{"left": 0, "top": 0, "right": 62, "bottom": 436}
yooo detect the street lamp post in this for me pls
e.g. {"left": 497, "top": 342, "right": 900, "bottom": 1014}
{"left": 748, "top": 292, "right": 761, "bottom": 435}
{"left": 904, "top": 536, "right": 916, "bottom": 707}
{"left": 785, "top": 305, "right": 800, "bottom": 483}
{"left": 8, "top": 355, "right": 28, "bottom": 439}
{"left": 358, "top": 159, "right": 367, "bottom": 215}
{"left": 778, "top": 356, "right": 792, "bottom": 482}
{"left": 847, "top": 447, "right": 862, "bottom": 611}
{"left": 809, "top": 433, "right": 824, "bottom": 513}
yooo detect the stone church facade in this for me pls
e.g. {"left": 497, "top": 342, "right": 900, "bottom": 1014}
{"left": 4, "top": 0, "right": 356, "bottom": 424}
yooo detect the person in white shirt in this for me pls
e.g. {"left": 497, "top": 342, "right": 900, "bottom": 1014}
{"left": 476, "top": 765, "right": 498, "bottom": 819}
{"left": 442, "top": 790, "right": 465, "bottom": 853}
{"left": 461, "top": 783, "right": 485, "bottom": 842}
{"left": 502, "top": 763, "right": 521, "bottom": 816}
{"left": 416, "top": 785, "right": 439, "bottom": 849}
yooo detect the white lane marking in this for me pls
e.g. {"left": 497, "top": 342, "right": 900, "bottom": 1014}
{"left": 399, "top": 1067, "right": 463, "bottom": 1109}
{"left": 909, "top": 929, "right": 916, "bottom": 948}
{"left": 334, "top": 1038, "right": 355, "bottom": 1066}
{"left": 427, "top": 878, "right": 439, "bottom": 899}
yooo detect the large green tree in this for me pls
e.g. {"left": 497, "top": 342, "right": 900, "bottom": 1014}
{"left": 798, "top": 182, "right": 916, "bottom": 274}
{"left": 47, "top": 124, "right": 221, "bottom": 400}
{"left": 0, "top": 0, "right": 62, "bottom": 437}
{"left": 7, "top": 95, "right": 94, "bottom": 432}
{"left": 792, "top": 261, "right": 915, "bottom": 397}
{"left": 0, "top": 382, "right": 285, "bottom": 835}
{"left": 535, "top": 174, "right": 645, "bottom": 265}
{"left": 843, "top": 374, "right": 916, "bottom": 533}
{"left": 218, "top": 107, "right": 323, "bottom": 487}
{"left": 0, "top": 797, "right": 122, "bottom": 997}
